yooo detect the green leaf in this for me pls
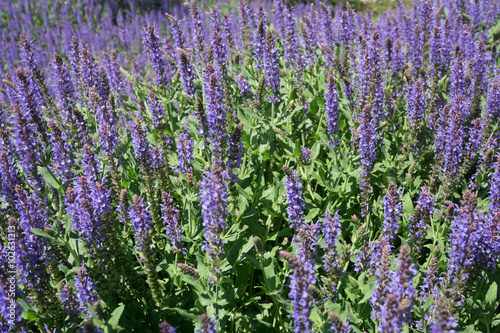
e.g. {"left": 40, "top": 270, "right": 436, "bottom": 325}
{"left": 26, "top": 310, "right": 39, "bottom": 322}
{"left": 461, "top": 324, "right": 482, "bottom": 333}
{"left": 293, "top": 138, "right": 300, "bottom": 158}
{"left": 107, "top": 304, "right": 125, "bottom": 330}
{"left": 304, "top": 208, "right": 320, "bottom": 222}
{"left": 403, "top": 192, "right": 414, "bottom": 216}
{"left": 37, "top": 166, "right": 61, "bottom": 189}
{"left": 485, "top": 281, "right": 498, "bottom": 307}
{"left": 30, "top": 228, "right": 65, "bottom": 246}
{"left": 310, "top": 141, "right": 321, "bottom": 161}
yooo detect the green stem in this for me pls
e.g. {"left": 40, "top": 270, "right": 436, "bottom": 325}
{"left": 215, "top": 272, "right": 220, "bottom": 319}
{"left": 168, "top": 252, "right": 179, "bottom": 306}
{"left": 66, "top": 239, "right": 81, "bottom": 266}
{"left": 316, "top": 111, "right": 324, "bottom": 137}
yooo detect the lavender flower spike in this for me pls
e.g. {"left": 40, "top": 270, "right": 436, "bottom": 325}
{"left": 200, "top": 164, "right": 229, "bottom": 260}
{"left": 74, "top": 266, "right": 98, "bottom": 319}
{"left": 205, "top": 71, "right": 227, "bottom": 157}
{"left": 382, "top": 182, "right": 403, "bottom": 245}
{"left": 279, "top": 250, "right": 315, "bottom": 333}
{"left": 430, "top": 298, "right": 457, "bottom": 333}
{"left": 300, "top": 147, "right": 311, "bottom": 164}
{"left": 490, "top": 154, "right": 500, "bottom": 212}
{"left": 52, "top": 52, "right": 75, "bottom": 124}
{"left": 264, "top": 27, "right": 281, "bottom": 103}
{"left": 147, "top": 92, "right": 165, "bottom": 130}
{"left": 325, "top": 73, "right": 340, "bottom": 147}
{"left": 128, "top": 196, "right": 153, "bottom": 251}
{"left": 161, "top": 191, "right": 185, "bottom": 254}
{"left": 406, "top": 79, "right": 425, "bottom": 128}
{"left": 322, "top": 210, "right": 342, "bottom": 275}
{"left": 159, "top": 321, "right": 177, "bottom": 333}
{"left": 177, "top": 128, "right": 194, "bottom": 175}
{"left": 409, "top": 186, "right": 435, "bottom": 253}
{"left": 177, "top": 48, "right": 196, "bottom": 96}
{"left": 131, "top": 121, "right": 152, "bottom": 165}
{"left": 283, "top": 165, "right": 305, "bottom": 230}
{"left": 143, "top": 25, "right": 170, "bottom": 86}
{"left": 329, "top": 311, "right": 351, "bottom": 333}
{"left": 197, "top": 313, "right": 217, "bottom": 333}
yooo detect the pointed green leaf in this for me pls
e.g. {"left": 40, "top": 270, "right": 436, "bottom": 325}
{"left": 107, "top": 304, "right": 125, "bottom": 330}
{"left": 37, "top": 166, "right": 61, "bottom": 189}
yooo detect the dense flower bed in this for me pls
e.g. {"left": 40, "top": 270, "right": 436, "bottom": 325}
{"left": 0, "top": 0, "right": 500, "bottom": 332}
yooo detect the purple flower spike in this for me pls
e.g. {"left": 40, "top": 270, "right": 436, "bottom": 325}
{"left": 325, "top": 73, "right": 339, "bottom": 147}
{"left": 490, "top": 155, "right": 500, "bottom": 212}
{"left": 388, "top": 245, "right": 416, "bottom": 315}
{"left": 82, "top": 145, "right": 101, "bottom": 185}
{"left": 447, "top": 190, "right": 495, "bottom": 289}
{"left": 430, "top": 298, "right": 457, "bottom": 333}
{"left": 205, "top": 71, "right": 227, "bottom": 156}
{"left": 319, "top": 2, "right": 335, "bottom": 48}
{"left": 359, "top": 104, "right": 378, "bottom": 172}
{"left": 283, "top": 165, "right": 305, "bottom": 230}
{"left": 161, "top": 191, "right": 185, "bottom": 254}
{"left": 189, "top": 1, "right": 205, "bottom": 65}
{"left": 373, "top": 245, "right": 415, "bottom": 332}
{"left": 143, "top": 25, "right": 171, "bottom": 86}
{"left": 237, "top": 74, "right": 252, "bottom": 99}
{"left": 301, "top": 15, "right": 317, "bottom": 65}
{"left": 279, "top": 250, "right": 315, "bottom": 333}
{"left": 370, "top": 241, "right": 391, "bottom": 320}
{"left": 12, "top": 104, "right": 44, "bottom": 191}
{"left": 420, "top": 257, "right": 440, "bottom": 305}
{"left": 197, "top": 313, "right": 217, "bottom": 333}
{"left": 48, "top": 120, "right": 72, "bottom": 183}
{"left": 282, "top": 1, "right": 298, "bottom": 67}
{"left": 52, "top": 52, "right": 75, "bottom": 124}
{"left": 409, "top": 186, "right": 435, "bottom": 253}
{"left": 19, "top": 35, "right": 47, "bottom": 107}
{"left": 358, "top": 104, "right": 379, "bottom": 210}
{"left": 264, "top": 28, "right": 281, "bottom": 103}
{"left": 450, "top": 51, "right": 465, "bottom": 99}
{"left": 200, "top": 164, "right": 229, "bottom": 259}
{"left": 128, "top": 196, "right": 153, "bottom": 251}
{"left": 159, "top": 321, "right": 177, "bottom": 333}
{"left": 329, "top": 311, "right": 351, "bottom": 333}
{"left": 178, "top": 48, "right": 196, "bottom": 96}
{"left": 0, "top": 150, "right": 20, "bottom": 206}
{"left": 300, "top": 147, "right": 311, "bottom": 164}
{"left": 119, "top": 24, "right": 129, "bottom": 50}
{"left": 435, "top": 102, "right": 463, "bottom": 185}
{"left": 166, "top": 13, "right": 186, "bottom": 50}
{"left": 177, "top": 129, "right": 194, "bottom": 175}
{"left": 147, "top": 92, "right": 165, "bottom": 130}
{"left": 322, "top": 210, "right": 342, "bottom": 275}
{"left": 406, "top": 80, "right": 425, "bottom": 128}
{"left": 131, "top": 121, "right": 152, "bottom": 166}
{"left": 59, "top": 282, "right": 80, "bottom": 319}
{"left": 254, "top": 19, "right": 266, "bottom": 69}
{"left": 227, "top": 123, "right": 244, "bottom": 182}
{"left": 486, "top": 77, "right": 500, "bottom": 120}
{"left": 74, "top": 266, "right": 98, "bottom": 319}
{"left": 382, "top": 182, "right": 403, "bottom": 245}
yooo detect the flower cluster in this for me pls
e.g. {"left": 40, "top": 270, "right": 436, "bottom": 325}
{"left": 382, "top": 182, "right": 403, "bottom": 245}
{"left": 279, "top": 250, "right": 315, "bottom": 333}
{"left": 142, "top": 25, "right": 171, "bottom": 86}
{"left": 200, "top": 164, "right": 228, "bottom": 260}
{"left": 128, "top": 195, "right": 153, "bottom": 251}
{"left": 161, "top": 191, "right": 185, "bottom": 254}
{"left": 283, "top": 165, "right": 305, "bottom": 230}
